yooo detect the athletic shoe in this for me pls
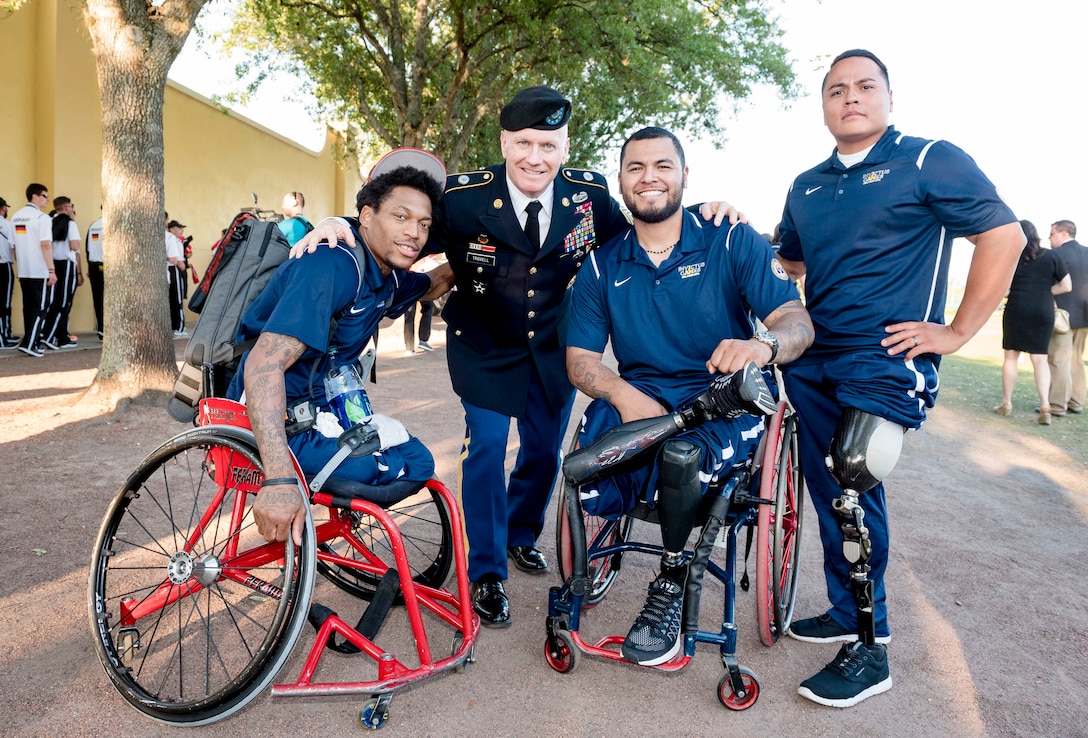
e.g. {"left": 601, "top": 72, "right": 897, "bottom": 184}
{"left": 0, "top": 338, "right": 17, "bottom": 349}
{"left": 68, "top": 334, "right": 79, "bottom": 343}
{"left": 173, "top": 330, "right": 189, "bottom": 338}
{"left": 403, "top": 349, "right": 416, "bottom": 357}
{"left": 418, "top": 341, "right": 434, "bottom": 352}
{"left": 797, "top": 641, "right": 892, "bottom": 707}
{"left": 18, "top": 345, "right": 44, "bottom": 358}
{"left": 621, "top": 567, "right": 686, "bottom": 666}
{"left": 53, "top": 341, "right": 78, "bottom": 350}
{"left": 41, "top": 337, "right": 60, "bottom": 350}
{"left": 788, "top": 613, "right": 891, "bottom": 644}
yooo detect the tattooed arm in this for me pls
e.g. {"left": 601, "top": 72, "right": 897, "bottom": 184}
{"left": 566, "top": 346, "right": 668, "bottom": 424}
{"left": 705, "top": 299, "right": 814, "bottom": 375}
{"left": 245, "top": 331, "right": 309, "bottom": 544}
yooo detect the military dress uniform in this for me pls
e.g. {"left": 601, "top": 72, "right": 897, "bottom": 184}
{"left": 430, "top": 163, "right": 628, "bottom": 587}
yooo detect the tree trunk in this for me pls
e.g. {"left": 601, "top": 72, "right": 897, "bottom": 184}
{"left": 81, "top": 0, "right": 205, "bottom": 407}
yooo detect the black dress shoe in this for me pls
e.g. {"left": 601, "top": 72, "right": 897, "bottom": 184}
{"left": 507, "top": 545, "right": 549, "bottom": 574}
{"left": 471, "top": 574, "right": 511, "bottom": 628}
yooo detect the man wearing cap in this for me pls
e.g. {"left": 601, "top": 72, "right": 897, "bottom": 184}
{"left": 232, "top": 151, "right": 455, "bottom": 545}
{"left": 166, "top": 219, "right": 187, "bottom": 337}
{"left": 11, "top": 183, "right": 57, "bottom": 357}
{"left": 0, "top": 197, "right": 17, "bottom": 348}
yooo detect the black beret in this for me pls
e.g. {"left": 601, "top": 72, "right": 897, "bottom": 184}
{"left": 500, "top": 86, "right": 572, "bottom": 131}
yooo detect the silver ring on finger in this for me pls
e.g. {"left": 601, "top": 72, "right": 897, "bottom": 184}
{"left": 911, "top": 336, "right": 919, "bottom": 347}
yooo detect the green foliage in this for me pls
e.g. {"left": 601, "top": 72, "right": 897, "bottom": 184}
{"left": 227, "top": 0, "right": 796, "bottom": 171}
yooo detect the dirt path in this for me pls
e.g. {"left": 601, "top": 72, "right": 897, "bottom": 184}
{"left": 1, "top": 319, "right": 1085, "bottom": 737}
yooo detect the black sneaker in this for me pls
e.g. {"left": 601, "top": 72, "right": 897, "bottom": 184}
{"left": 788, "top": 613, "right": 891, "bottom": 644}
{"left": 18, "top": 344, "right": 44, "bottom": 358}
{"left": 41, "top": 337, "right": 60, "bottom": 350}
{"left": 798, "top": 641, "right": 892, "bottom": 707}
{"left": 621, "top": 568, "right": 685, "bottom": 666}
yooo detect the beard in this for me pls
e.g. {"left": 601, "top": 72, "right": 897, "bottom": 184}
{"left": 622, "top": 188, "right": 683, "bottom": 224}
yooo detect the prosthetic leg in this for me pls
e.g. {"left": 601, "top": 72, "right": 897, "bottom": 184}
{"left": 825, "top": 408, "right": 904, "bottom": 647}
{"left": 658, "top": 439, "right": 703, "bottom": 571}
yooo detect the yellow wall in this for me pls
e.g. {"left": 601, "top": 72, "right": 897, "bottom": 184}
{"left": 0, "top": 0, "right": 360, "bottom": 335}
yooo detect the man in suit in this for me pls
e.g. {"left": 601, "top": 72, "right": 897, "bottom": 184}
{"left": 1047, "top": 220, "right": 1088, "bottom": 415}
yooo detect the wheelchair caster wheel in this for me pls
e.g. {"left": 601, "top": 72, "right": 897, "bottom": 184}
{"left": 544, "top": 630, "right": 579, "bottom": 674}
{"left": 360, "top": 694, "right": 391, "bottom": 729}
{"left": 717, "top": 667, "right": 759, "bottom": 711}
{"left": 451, "top": 633, "right": 475, "bottom": 674}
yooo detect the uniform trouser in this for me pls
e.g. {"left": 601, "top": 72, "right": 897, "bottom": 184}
{"left": 17, "top": 277, "right": 48, "bottom": 350}
{"left": 88, "top": 261, "right": 104, "bottom": 334}
{"left": 403, "top": 300, "right": 433, "bottom": 349}
{"left": 780, "top": 351, "right": 938, "bottom": 639}
{"left": 457, "top": 371, "right": 575, "bottom": 582}
{"left": 0, "top": 262, "right": 13, "bottom": 339}
{"left": 42, "top": 260, "right": 76, "bottom": 344}
{"left": 168, "top": 265, "right": 185, "bottom": 331}
{"left": 1048, "top": 327, "right": 1088, "bottom": 412}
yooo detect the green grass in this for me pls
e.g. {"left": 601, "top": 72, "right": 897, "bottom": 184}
{"left": 936, "top": 316, "right": 1087, "bottom": 462}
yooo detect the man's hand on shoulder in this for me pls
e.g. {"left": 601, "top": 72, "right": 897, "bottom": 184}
{"left": 289, "top": 217, "right": 355, "bottom": 260}
{"left": 698, "top": 201, "right": 748, "bottom": 227}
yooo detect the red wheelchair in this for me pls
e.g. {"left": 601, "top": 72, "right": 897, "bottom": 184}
{"left": 88, "top": 398, "right": 478, "bottom": 729}
{"left": 545, "top": 390, "right": 803, "bottom": 710}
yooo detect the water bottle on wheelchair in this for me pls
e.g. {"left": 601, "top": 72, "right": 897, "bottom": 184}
{"left": 546, "top": 362, "right": 805, "bottom": 712}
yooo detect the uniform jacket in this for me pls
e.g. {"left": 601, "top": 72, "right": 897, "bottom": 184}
{"left": 430, "top": 164, "right": 628, "bottom": 417}
{"left": 1054, "top": 239, "right": 1088, "bottom": 328}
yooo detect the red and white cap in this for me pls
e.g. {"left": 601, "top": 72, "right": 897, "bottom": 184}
{"left": 367, "top": 148, "right": 446, "bottom": 190}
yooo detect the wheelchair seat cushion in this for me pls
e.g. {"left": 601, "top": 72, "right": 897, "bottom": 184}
{"left": 309, "top": 475, "right": 426, "bottom": 507}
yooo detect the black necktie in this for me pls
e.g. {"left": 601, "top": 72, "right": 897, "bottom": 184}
{"left": 524, "top": 200, "right": 542, "bottom": 249}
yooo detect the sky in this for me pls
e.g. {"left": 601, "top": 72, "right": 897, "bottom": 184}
{"left": 172, "top": 0, "right": 1086, "bottom": 239}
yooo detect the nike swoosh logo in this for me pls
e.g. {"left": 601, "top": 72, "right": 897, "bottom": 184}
{"left": 805, "top": 186, "right": 822, "bottom": 195}
{"left": 349, "top": 305, "right": 368, "bottom": 315}
{"left": 614, "top": 277, "right": 633, "bottom": 287}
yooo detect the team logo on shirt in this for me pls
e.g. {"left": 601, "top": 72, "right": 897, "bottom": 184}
{"left": 770, "top": 257, "right": 789, "bottom": 281}
{"left": 678, "top": 262, "right": 705, "bottom": 279}
{"left": 862, "top": 169, "right": 891, "bottom": 185}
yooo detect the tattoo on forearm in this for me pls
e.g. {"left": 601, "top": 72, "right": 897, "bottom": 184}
{"left": 247, "top": 333, "right": 307, "bottom": 478}
{"left": 764, "top": 301, "right": 815, "bottom": 365}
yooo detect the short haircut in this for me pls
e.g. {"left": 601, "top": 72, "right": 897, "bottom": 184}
{"left": 286, "top": 191, "right": 305, "bottom": 208}
{"left": 823, "top": 49, "right": 890, "bottom": 91}
{"left": 26, "top": 183, "right": 47, "bottom": 201}
{"left": 355, "top": 166, "right": 443, "bottom": 216}
{"left": 53, "top": 196, "right": 72, "bottom": 210}
{"left": 620, "top": 126, "right": 686, "bottom": 170}
{"left": 1052, "top": 219, "right": 1077, "bottom": 238}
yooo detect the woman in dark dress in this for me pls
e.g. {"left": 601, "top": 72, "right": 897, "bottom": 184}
{"left": 996, "top": 220, "right": 1071, "bottom": 424}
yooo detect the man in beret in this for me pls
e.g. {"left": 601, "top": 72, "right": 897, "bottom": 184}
{"left": 293, "top": 86, "right": 738, "bottom": 628}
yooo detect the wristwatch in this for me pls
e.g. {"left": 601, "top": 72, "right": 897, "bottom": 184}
{"left": 753, "top": 330, "right": 779, "bottom": 363}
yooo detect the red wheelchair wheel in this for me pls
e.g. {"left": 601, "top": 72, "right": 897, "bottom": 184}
{"left": 717, "top": 667, "right": 760, "bottom": 711}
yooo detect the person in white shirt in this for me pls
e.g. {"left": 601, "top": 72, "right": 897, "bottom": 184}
{"left": 11, "top": 183, "right": 56, "bottom": 357}
{"left": 41, "top": 196, "right": 82, "bottom": 350}
{"left": 87, "top": 211, "right": 104, "bottom": 339}
{"left": 166, "top": 218, "right": 187, "bottom": 336}
{"left": 0, "top": 197, "right": 17, "bottom": 347}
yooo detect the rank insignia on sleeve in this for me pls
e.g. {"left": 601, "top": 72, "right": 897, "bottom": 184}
{"left": 473, "top": 280, "right": 487, "bottom": 294}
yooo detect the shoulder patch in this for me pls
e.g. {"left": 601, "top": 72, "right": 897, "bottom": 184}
{"left": 445, "top": 170, "right": 495, "bottom": 194}
{"left": 562, "top": 168, "right": 607, "bottom": 190}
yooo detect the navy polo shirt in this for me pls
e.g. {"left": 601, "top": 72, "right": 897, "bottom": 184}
{"left": 229, "top": 239, "right": 428, "bottom": 405}
{"left": 778, "top": 126, "right": 1017, "bottom": 357}
{"left": 567, "top": 211, "right": 799, "bottom": 410}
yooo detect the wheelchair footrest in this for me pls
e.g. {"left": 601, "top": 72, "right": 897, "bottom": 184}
{"left": 308, "top": 569, "right": 400, "bottom": 654}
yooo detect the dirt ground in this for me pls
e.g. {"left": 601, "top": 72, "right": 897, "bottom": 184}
{"left": 1, "top": 317, "right": 1086, "bottom": 738}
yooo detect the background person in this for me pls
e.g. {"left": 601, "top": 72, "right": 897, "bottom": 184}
{"left": 278, "top": 191, "right": 313, "bottom": 245}
{"left": 1046, "top": 219, "right": 1088, "bottom": 415}
{"left": 11, "top": 183, "right": 56, "bottom": 357}
{"left": 87, "top": 209, "right": 104, "bottom": 339}
{"left": 776, "top": 49, "right": 1024, "bottom": 708}
{"left": 41, "top": 196, "right": 81, "bottom": 350}
{"left": 995, "top": 220, "right": 1070, "bottom": 424}
{"left": 166, "top": 219, "right": 187, "bottom": 337}
{"left": 0, "top": 197, "right": 16, "bottom": 348}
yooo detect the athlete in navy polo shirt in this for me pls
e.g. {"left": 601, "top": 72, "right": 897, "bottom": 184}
{"left": 567, "top": 127, "right": 813, "bottom": 667}
{"left": 234, "top": 151, "right": 454, "bottom": 546}
{"left": 776, "top": 49, "right": 1025, "bottom": 708}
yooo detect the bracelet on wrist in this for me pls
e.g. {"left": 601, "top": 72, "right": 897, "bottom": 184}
{"left": 260, "top": 477, "right": 298, "bottom": 487}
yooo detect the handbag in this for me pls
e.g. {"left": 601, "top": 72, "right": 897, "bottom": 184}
{"left": 1054, "top": 306, "right": 1071, "bottom": 335}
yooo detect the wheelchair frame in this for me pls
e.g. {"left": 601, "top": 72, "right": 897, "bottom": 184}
{"left": 545, "top": 401, "right": 803, "bottom": 710}
{"left": 88, "top": 398, "right": 479, "bottom": 729}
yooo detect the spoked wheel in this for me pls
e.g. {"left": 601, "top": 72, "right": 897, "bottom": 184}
{"left": 315, "top": 483, "right": 453, "bottom": 602}
{"left": 717, "top": 667, "right": 760, "bottom": 711}
{"left": 544, "top": 629, "right": 579, "bottom": 674}
{"left": 88, "top": 428, "right": 315, "bottom": 726}
{"left": 556, "top": 431, "right": 633, "bottom": 606}
{"left": 755, "top": 405, "right": 804, "bottom": 646}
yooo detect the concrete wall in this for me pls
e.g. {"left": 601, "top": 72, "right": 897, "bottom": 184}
{"left": 0, "top": 0, "right": 359, "bottom": 335}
